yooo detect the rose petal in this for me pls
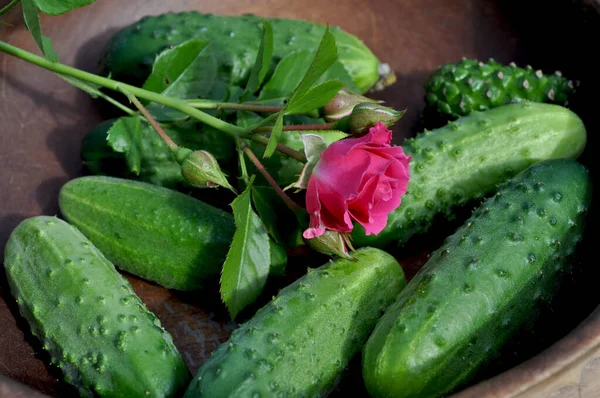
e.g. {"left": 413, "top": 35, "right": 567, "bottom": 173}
{"left": 303, "top": 177, "right": 325, "bottom": 239}
{"left": 347, "top": 175, "right": 380, "bottom": 225}
{"left": 316, "top": 178, "right": 354, "bottom": 232}
{"left": 370, "top": 178, "right": 402, "bottom": 217}
{"left": 303, "top": 120, "right": 411, "bottom": 239}
{"left": 365, "top": 122, "right": 393, "bottom": 146}
{"left": 316, "top": 149, "right": 371, "bottom": 199}
{"left": 357, "top": 154, "right": 393, "bottom": 192}
{"left": 351, "top": 178, "right": 392, "bottom": 235}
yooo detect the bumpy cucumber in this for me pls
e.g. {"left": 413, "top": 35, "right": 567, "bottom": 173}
{"left": 99, "top": 11, "right": 380, "bottom": 93}
{"left": 3, "top": 216, "right": 190, "bottom": 397}
{"left": 183, "top": 247, "right": 406, "bottom": 397}
{"left": 362, "top": 159, "right": 591, "bottom": 398}
{"left": 58, "top": 176, "right": 235, "bottom": 290}
{"left": 351, "top": 102, "right": 587, "bottom": 248}
{"left": 81, "top": 119, "right": 235, "bottom": 189}
{"left": 424, "top": 58, "right": 576, "bottom": 119}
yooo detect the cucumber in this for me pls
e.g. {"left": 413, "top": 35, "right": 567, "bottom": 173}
{"left": 99, "top": 11, "right": 380, "bottom": 93}
{"left": 58, "top": 176, "right": 235, "bottom": 291}
{"left": 362, "top": 159, "right": 592, "bottom": 398}
{"left": 3, "top": 216, "right": 190, "bottom": 397}
{"left": 183, "top": 247, "right": 406, "bottom": 397}
{"left": 81, "top": 119, "right": 235, "bottom": 190}
{"left": 424, "top": 58, "right": 575, "bottom": 120}
{"left": 351, "top": 102, "right": 587, "bottom": 248}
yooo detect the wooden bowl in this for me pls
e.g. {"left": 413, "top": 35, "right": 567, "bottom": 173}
{"left": 0, "top": 0, "right": 598, "bottom": 397}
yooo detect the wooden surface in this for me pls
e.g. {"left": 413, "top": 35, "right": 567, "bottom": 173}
{"left": 0, "top": 0, "right": 599, "bottom": 397}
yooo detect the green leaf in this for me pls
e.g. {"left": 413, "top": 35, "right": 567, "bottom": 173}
{"left": 240, "top": 20, "right": 273, "bottom": 101}
{"left": 258, "top": 50, "right": 313, "bottom": 101}
{"left": 59, "top": 75, "right": 102, "bottom": 97}
{"left": 264, "top": 26, "right": 338, "bottom": 157}
{"left": 40, "top": 35, "right": 58, "bottom": 62}
{"left": 33, "top": 0, "right": 95, "bottom": 16}
{"left": 259, "top": 50, "right": 357, "bottom": 104}
{"left": 220, "top": 181, "right": 271, "bottom": 320}
{"left": 21, "top": 0, "right": 58, "bottom": 62}
{"left": 286, "top": 80, "right": 344, "bottom": 115}
{"left": 143, "top": 39, "right": 218, "bottom": 121}
{"left": 236, "top": 111, "right": 264, "bottom": 128}
{"left": 285, "top": 133, "right": 328, "bottom": 192}
{"left": 143, "top": 39, "right": 209, "bottom": 93}
{"left": 286, "top": 26, "right": 338, "bottom": 107}
{"left": 252, "top": 186, "right": 283, "bottom": 244}
{"left": 263, "top": 112, "right": 284, "bottom": 158}
{"left": 106, "top": 117, "right": 144, "bottom": 175}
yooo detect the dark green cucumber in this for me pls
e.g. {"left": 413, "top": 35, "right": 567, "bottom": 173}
{"left": 183, "top": 247, "right": 406, "bottom": 397}
{"left": 58, "top": 176, "right": 235, "bottom": 290}
{"left": 99, "top": 11, "right": 380, "bottom": 93}
{"left": 362, "top": 159, "right": 592, "bottom": 398}
{"left": 81, "top": 119, "right": 235, "bottom": 189}
{"left": 3, "top": 216, "right": 190, "bottom": 397}
{"left": 351, "top": 102, "right": 587, "bottom": 248}
{"left": 425, "top": 58, "right": 575, "bottom": 120}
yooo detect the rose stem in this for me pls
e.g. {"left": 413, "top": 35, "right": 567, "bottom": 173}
{"left": 0, "top": 40, "right": 305, "bottom": 162}
{"left": 250, "top": 135, "right": 307, "bottom": 162}
{"left": 126, "top": 94, "right": 178, "bottom": 152}
{"left": 0, "top": 40, "right": 244, "bottom": 136}
{"left": 0, "top": 0, "right": 20, "bottom": 16}
{"left": 187, "top": 100, "right": 283, "bottom": 113}
{"left": 255, "top": 122, "right": 338, "bottom": 133}
{"left": 242, "top": 143, "right": 303, "bottom": 212}
{"left": 235, "top": 138, "right": 251, "bottom": 186}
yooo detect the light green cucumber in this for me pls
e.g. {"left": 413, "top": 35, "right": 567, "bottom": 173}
{"left": 183, "top": 247, "right": 406, "bottom": 397}
{"left": 3, "top": 216, "right": 190, "bottom": 397}
{"left": 99, "top": 12, "right": 381, "bottom": 92}
{"left": 351, "top": 102, "right": 587, "bottom": 248}
{"left": 58, "top": 176, "right": 235, "bottom": 290}
{"left": 362, "top": 159, "right": 592, "bottom": 398}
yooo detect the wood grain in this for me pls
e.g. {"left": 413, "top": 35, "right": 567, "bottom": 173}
{"left": 0, "top": 0, "right": 598, "bottom": 397}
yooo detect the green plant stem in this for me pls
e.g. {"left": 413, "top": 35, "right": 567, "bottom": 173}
{"left": 0, "top": 40, "right": 308, "bottom": 161}
{"left": 0, "top": 40, "right": 245, "bottom": 137}
{"left": 256, "top": 121, "right": 337, "bottom": 133}
{"left": 242, "top": 144, "right": 303, "bottom": 212}
{"left": 126, "top": 94, "right": 178, "bottom": 151}
{"left": 58, "top": 75, "right": 137, "bottom": 117}
{"left": 246, "top": 113, "right": 279, "bottom": 132}
{"left": 236, "top": 138, "right": 250, "bottom": 186}
{"left": 188, "top": 99, "right": 282, "bottom": 113}
{"left": 0, "top": 0, "right": 20, "bottom": 16}
{"left": 251, "top": 134, "right": 307, "bottom": 162}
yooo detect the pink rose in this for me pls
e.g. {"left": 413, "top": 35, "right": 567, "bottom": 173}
{"left": 303, "top": 122, "right": 411, "bottom": 239}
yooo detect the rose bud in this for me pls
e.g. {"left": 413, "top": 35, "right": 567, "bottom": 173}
{"left": 323, "top": 89, "right": 381, "bottom": 122}
{"left": 304, "top": 230, "right": 351, "bottom": 259}
{"left": 349, "top": 102, "right": 406, "bottom": 136}
{"left": 302, "top": 122, "right": 411, "bottom": 239}
{"left": 176, "top": 148, "right": 235, "bottom": 192}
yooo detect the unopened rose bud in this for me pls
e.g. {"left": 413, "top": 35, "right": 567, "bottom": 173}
{"left": 349, "top": 102, "right": 406, "bottom": 136}
{"left": 176, "top": 148, "right": 235, "bottom": 192}
{"left": 323, "top": 89, "right": 381, "bottom": 122}
{"left": 305, "top": 230, "right": 351, "bottom": 259}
